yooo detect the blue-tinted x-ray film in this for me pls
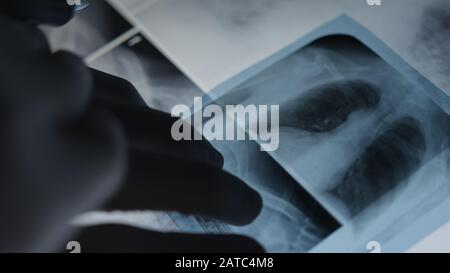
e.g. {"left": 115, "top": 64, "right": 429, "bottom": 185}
{"left": 202, "top": 26, "right": 450, "bottom": 252}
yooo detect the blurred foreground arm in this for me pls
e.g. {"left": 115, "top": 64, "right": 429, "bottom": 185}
{"left": 0, "top": 6, "right": 262, "bottom": 252}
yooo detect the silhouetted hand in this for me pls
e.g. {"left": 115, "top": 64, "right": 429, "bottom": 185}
{"left": 0, "top": 14, "right": 263, "bottom": 252}
{"left": 72, "top": 69, "right": 264, "bottom": 253}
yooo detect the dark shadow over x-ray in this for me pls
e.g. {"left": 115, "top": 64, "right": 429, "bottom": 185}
{"left": 88, "top": 36, "right": 204, "bottom": 112}
{"left": 174, "top": 134, "right": 340, "bottom": 252}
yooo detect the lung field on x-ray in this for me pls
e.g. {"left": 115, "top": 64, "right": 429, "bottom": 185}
{"left": 280, "top": 80, "right": 380, "bottom": 133}
{"left": 332, "top": 117, "right": 427, "bottom": 216}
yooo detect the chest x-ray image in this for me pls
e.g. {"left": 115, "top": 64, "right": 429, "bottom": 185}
{"left": 211, "top": 35, "right": 450, "bottom": 251}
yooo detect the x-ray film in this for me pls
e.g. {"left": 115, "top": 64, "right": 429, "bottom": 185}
{"left": 204, "top": 34, "right": 450, "bottom": 252}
